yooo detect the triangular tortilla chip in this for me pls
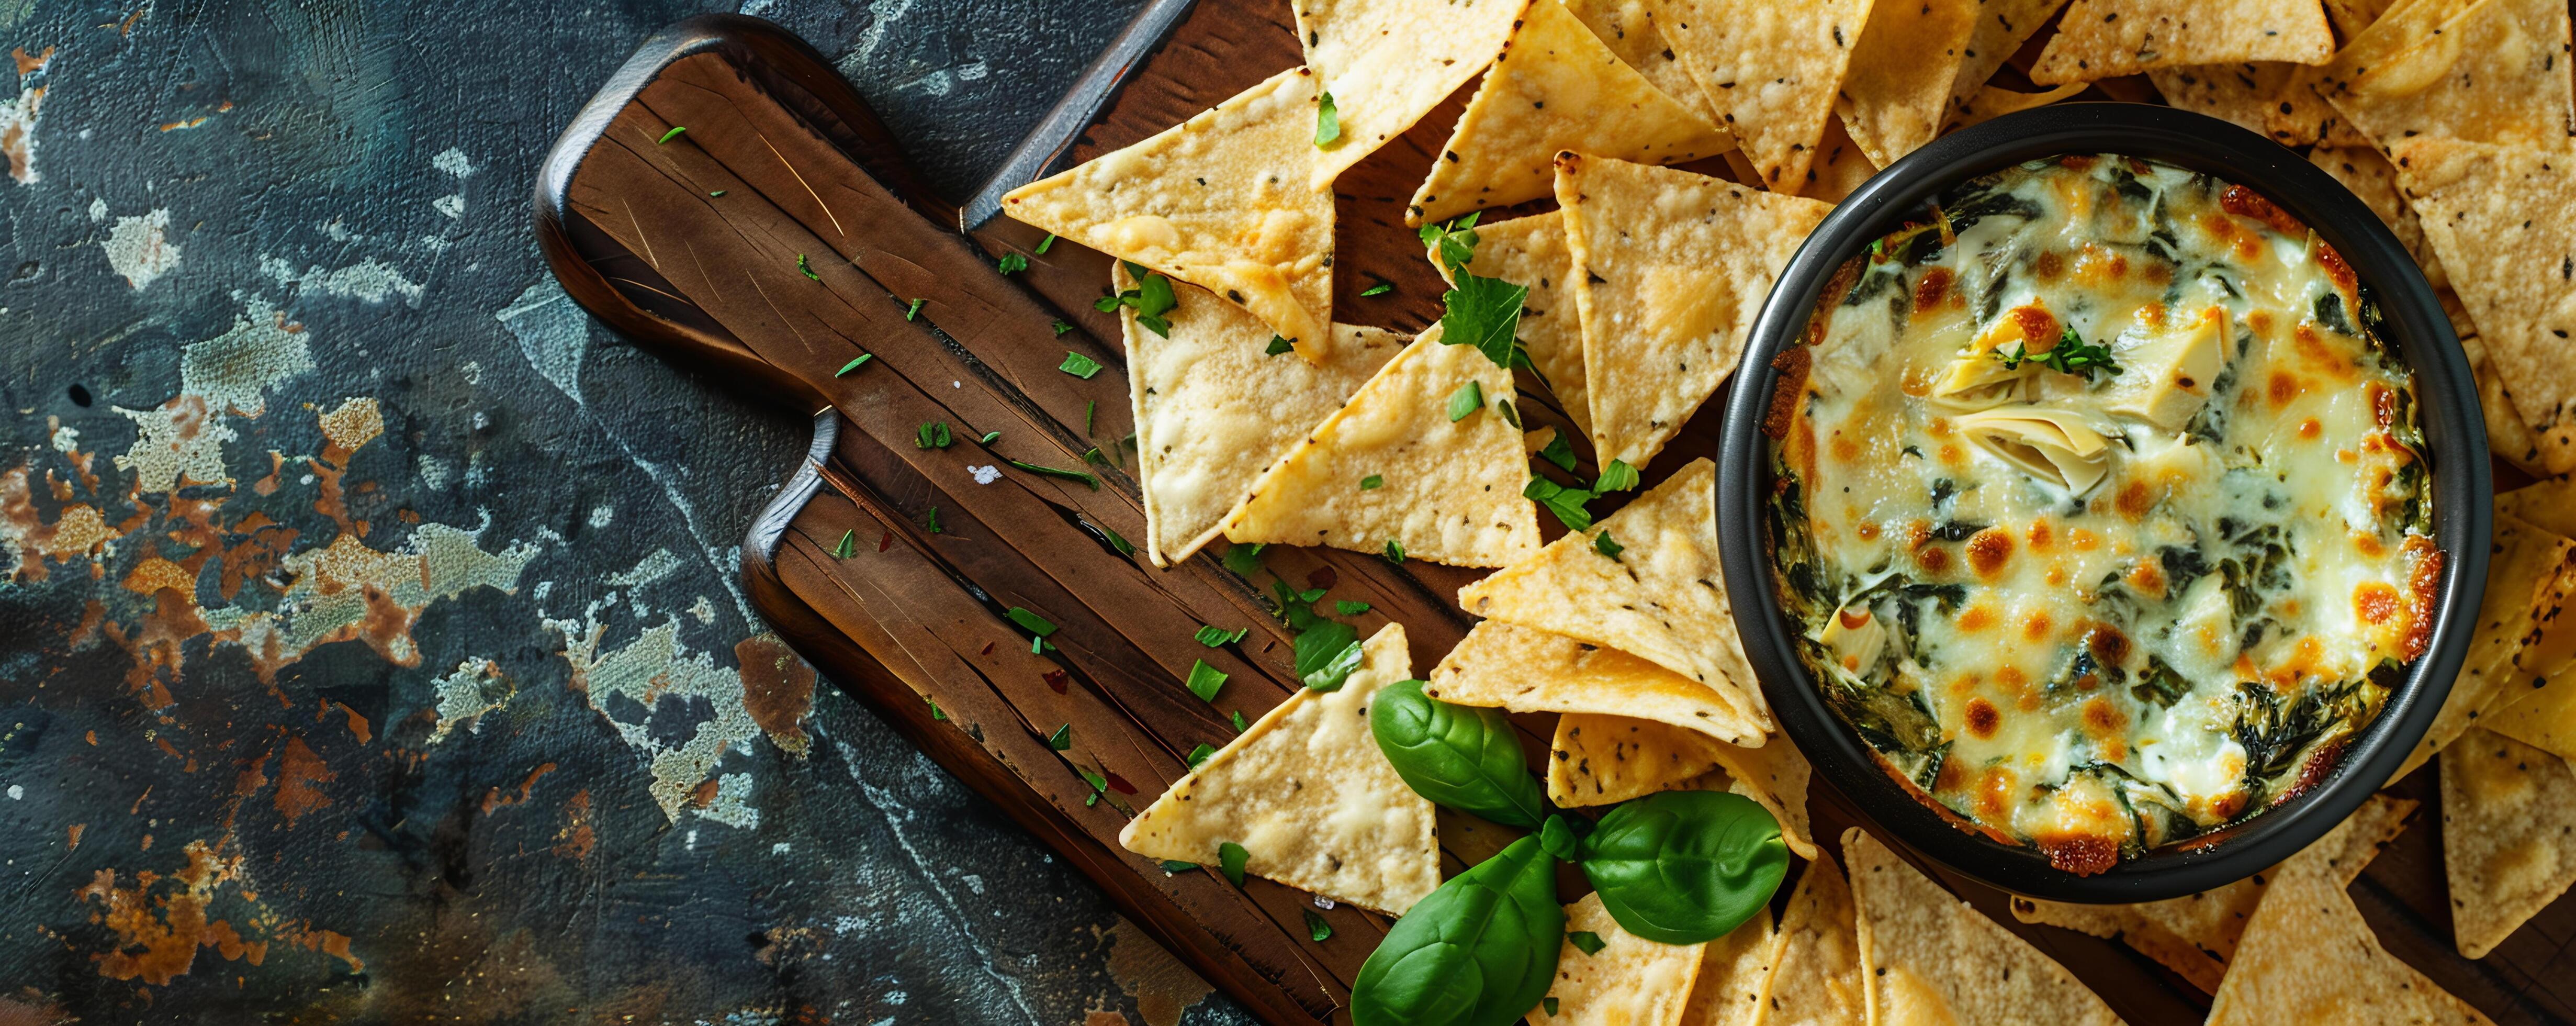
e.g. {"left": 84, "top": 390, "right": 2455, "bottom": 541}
{"left": 1556, "top": 155, "right": 1830, "bottom": 466}
{"left": 1002, "top": 69, "right": 1336, "bottom": 358}
{"left": 1945, "top": 0, "right": 2072, "bottom": 122}
{"left": 1947, "top": 82, "right": 2089, "bottom": 131}
{"left": 1655, "top": 0, "right": 1874, "bottom": 189}
{"left": 1118, "top": 623, "right": 1439, "bottom": 913}
{"left": 2307, "top": 146, "right": 2446, "bottom": 290}
{"left": 1843, "top": 829, "right": 2123, "bottom": 1026}
{"left": 1678, "top": 906, "right": 1776, "bottom": 1026}
{"left": 2489, "top": 493, "right": 2576, "bottom": 754}
{"left": 1548, "top": 711, "right": 1818, "bottom": 858}
{"left": 2030, "top": 0, "right": 2334, "bottom": 84}
{"left": 2206, "top": 810, "right": 2497, "bottom": 1024}
{"left": 2315, "top": 0, "right": 2574, "bottom": 151}
{"left": 1459, "top": 459, "right": 1770, "bottom": 726}
{"left": 1407, "top": 0, "right": 1733, "bottom": 226}
{"left": 2326, "top": 0, "right": 2396, "bottom": 36}
{"left": 1753, "top": 853, "right": 1865, "bottom": 1026}
{"left": 1533, "top": 891, "right": 1708, "bottom": 1025}
{"left": 1567, "top": 0, "right": 1722, "bottom": 124}
{"left": 2394, "top": 512, "right": 2576, "bottom": 780}
{"left": 1427, "top": 620, "right": 1765, "bottom": 744}
{"left": 1120, "top": 266, "right": 1402, "bottom": 565}
{"left": 2395, "top": 137, "right": 2576, "bottom": 472}
{"left": 1835, "top": 0, "right": 1974, "bottom": 167}
{"left": 1297, "top": 0, "right": 1531, "bottom": 189}
{"left": 1433, "top": 211, "right": 1592, "bottom": 439}
{"left": 2149, "top": 62, "right": 2336, "bottom": 147}
{"left": 1798, "top": 114, "right": 1880, "bottom": 203}
{"left": 2442, "top": 728, "right": 2576, "bottom": 957}
{"left": 1222, "top": 324, "right": 1543, "bottom": 567}
{"left": 2465, "top": 337, "right": 2560, "bottom": 477}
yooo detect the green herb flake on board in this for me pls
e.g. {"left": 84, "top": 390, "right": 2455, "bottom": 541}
{"left": 978, "top": 430, "right": 1001, "bottom": 444}
{"left": 1229, "top": 710, "right": 1248, "bottom": 733}
{"left": 831, "top": 530, "right": 859, "bottom": 560}
{"left": 1048, "top": 723, "right": 1073, "bottom": 751}
{"left": 1006, "top": 459, "right": 1100, "bottom": 489}
{"left": 1161, "top": 859, "right": 1197, "bottom": 874}
{"left": 656, "top": 126, "right": 687, "bottom": 144}
{"left": 925, "top": 506, "right": 941, "bottom": 534}
{"left": 927, "top": 697, "right": 947, "bottom": 721}
{"left": 1100, "top": 526, "right": 1137, "bottom": 556}
{"left": 916, "top": 421, "right": 953, "bottom": 449}
{"left": 1196, "top": 625, "right": 1248, "bottom": 648}
{"left": 1218, "top": 841, "right": 1250, "bottom": 886}
{"left": 1335, "top": 600, "right": 1371, "bottom": 616}
{"left": 1186, "top": 743, "right": 1217, "bottom": 769}
{"left": 1383, "top": 539, "right": 1405, "bottom": 564}
{"left": 1304, "top": 909, "right": 1333, "bottom": 942}
{"left": 835, "top": 354, "right": 872, "bottom": 377}
{"left": 997, "top": 252, "right": 1029, "bottom": 275}
{"left": 1060, "top": 351, "right": 1105, "bottom": 379}
{"left": 1036, "top": 233, "right": 1058, "bottom": 255}
{"left": 904, "top": 298, "right": 927, "bottom": 321}
{"left": 1359, "top": 281, "right": 1392, "bottom": 297}
{"left": 1222, "top": 542, "right": 1266, "bottom": 576}
{"left": 798, "top": 253, "right": 820, "bottom": 281}
{"left": 1052, "top": 318, "right": 1076, "bottom": 336}
{"left": 1186, "top": 660, "right": 1229, "bottom": 702}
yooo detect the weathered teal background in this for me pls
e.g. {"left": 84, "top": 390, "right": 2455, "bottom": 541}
{"left": 0, "top": 2, "right": 1250, "bottom": 1022}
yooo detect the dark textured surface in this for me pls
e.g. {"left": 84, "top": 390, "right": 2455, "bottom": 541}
{"left": 0, "top": 2, "right": 1256, "bottom": 1023}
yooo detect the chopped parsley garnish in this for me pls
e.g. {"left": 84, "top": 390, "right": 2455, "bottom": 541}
{"left": 928, "top": 697, "right": 947, "bottom": 721}
{"left": 1186, "top": 743, "right": 1217, "bottom": 768}
{"left": 1303, "top": 638, "right": 1364, "bottom": 692}
{"left": 1360, "top": 474, "right": 1384, "bottom": 490}
{"left": 1537, "top": 430, "right": 1579, "bottom": 472}
{"left": 1222, "top": 542, "right": 1266, "bottom": 576}
{"left": 1265, "top": 335, "right": 1296, "bottom": 356}
{"left": 1594, "top": 529, "right": 1625, "bottom": 560}
{"left": 1082, "top": 447, "right": 1107, "bottom": 465}
{"left": 1544, "top": 998, "right": 1560, "bottom": 1017}
{"left": 1304, "top": 909, "right": 1333, "bottom": 942}
{"left": 1495, "top": 397, "right": 1521, "bottom": 429}
{"left": 904, "top": 298, "right": 926, "bottom": 320}
{"left": 1447, "top": 380, "right": 1486, "bottom": 422}
{"left": 831, "top": 529, "right": 859, "bottom": 559}
{"left": 1096, "top": 262, "right": 1178, "bottom": 336}
{"left": 996, "top": 252, "right": 1028, "bottom": 275}
{"left": 1229, "top": 710, "right": 1248, "bottom": 733}
{"left": 978, "top": 430, "right": 1001, "bottom": 444}
{"left": 916, "top": 421, "right": 953, "bottom": 449}
{"left": 1439, "top": 271, "right": 1527, "bottom": 369}
{"left": 1048, "top": 723, "right": 1073, "bottom": 750}
{"left": 1335, "top": 600, "right": 1371, "bottom": 616}
{"left": 1594, "top": 459, "right": 1639, "bottom": 492}
{"left": 797, "top": 253, "right": 820, "bottom": 281}
{"left": 1060, "top": 351, "right": 1105, "bottom": 378}
{"left": 1568, "top": 931, "right": 1606, "bottom": 955}
{"left": 1006, "top": 607, "right": 1058, "bottom": 653}
{"left": 1218, "top": 841, "right": 1250, "bottom": 887}
{"left": 1080, "top": 765, "right": 1107, "bottom": 794}
{"left": 1995, "top": 326, "right": 2124, "bottom": 381}
{"left": 1524, "top": 477, "right": 1596, "bottom": 531}
{"left": 707, "top": 189, "right": 725, "bottom": 197}
{"left": 1185, "top": 659, "right": 1229, "bottom": 702}
{"left": 924, "top": 506, "right": 941, "bottom": 534}
{"left": 1161, "top": 859, "right": 1197, "bottom": 874}
{"left": 1084, "top": 791, "right": 1100, "bottom": 807}
{"left": 1314, "top": 92, "right": 1342, "bottom": 147}
{"left": 1359, "top": 281, "right": 1392, "bottom": 297}
{"left": 1006, "top": 459, "right": 1100, "bottom": 489}
{"left": 656, "top": 126, "right": 687, "bottom": 144}
{"left": 1052, "top": 318, "right": 1075, "bottom": 336}
{"left": 1196, "top": 625, "right": 1248, "bottom": 647}
{"left": 1036, "top": 233, "right": 1057, "bottom": 255}
{"left": 835, "top": 354, "right": 872, "bottom": 376}
{"left": 1383, "top": 538, "right": 1406, "bottom": 564}
{"left": 1418, "top": 213, "right": 1482, "bottom": 274}
{"left": 1100, "top": 525, "right": 1136, "bottom": 556}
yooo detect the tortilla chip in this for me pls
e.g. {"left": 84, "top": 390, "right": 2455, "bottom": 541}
{"left": 2150, "top": 62, "right": 2335, "bottom": 146}
{"left": 1118, "top": 623, "right": 1438, "bottom": 912}
{"left": 2030, "top": 0, "right": 2334, "bottom": 84}
{"left": 2489, "top": 483, "right": 2576, "bottom": 759}
{"left": 2307, "top": 146, "right": 2445, "bottom": 290}
{"left": 1653, "top": 0, "right": 1873, "bottom": 189}
{"left": 1836, "top": 0, "right": 1975, "bottom": 166}
{"left": 1221, "top": 324, "right": 1543, "bottom": 567}
{"left": 1120, "top": 268, "right": 1401, "bottom": 565}
{"left": 1844, "top": 829, "right": 2123, "bottom": 1026}
{"left": 2315, "top": 0, "right": 2574, "bottom": 151}
{"left": 2397, "top": 137, "right": 2576, "bottom": 473}
{"left": 1555, "top": 155, "right": 1831, "bottom": 466}
{"left": 2393, "top": 512, "right": 2576, "bottom": 780}
{"left": 1798, "top": 114, "right": 1880, "bottom": 203}
{"left": 1678, "top": 907, "right": 1776, "bottom": 1026}
{"left": 1550, "top": 712, "right": 1723, "bottom": 806}
{"left": 1534, "top": 891, "right": 1708, "bottom": 1026}
{"left": 1296, "top": 0, "right": 1531, "bottom": 189}
{"left": 1002, "top": 69, "right": 1336, "bottom": 359}
{"left": 1408, "top": 0, "right": 1733, "bottom": 226}
{"left": 2206, "top": 815, "right": 2496, "bottom": 1024}
{"left": 2325, "top": 0, "right": 2396, "bottom": 36}
{"left": 2463, "top": 337, "right": 2555, "bottom": 476}
{"left": 1945, "top": 0, "right": 2072, "bottom": 121}
{"left": 1433, "top": 211, "right": 1592, "bottom": 439}
{"left": 1948, "top": 82, "right": 2090, "bottom": 130}
{"left": 1459, "top": 458, "right": 1770, "bottom": 726}
{"left": 2441, "top": 728, "right": 2576, "bottom": 957}
{"left": 1427, "top": 620, "right": 1766, "bottom": 744}
{"left": 1753, "top": 853, "right": 1865, "bottom": 1026}
{"left": 1567, "top": 0, "right": 1722, "bottom": 123}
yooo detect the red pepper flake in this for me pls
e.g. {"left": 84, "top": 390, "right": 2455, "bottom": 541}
{"left": 1105, "top": 771, "right": 1137, "bottom": 795}
{"left": 1043, "top": 669, "right": 1069, "bottom": 694}
{"left": 980, "top": 641, "right": 994, "bottom": 656}
{"left": 878, "top": 529, "right": 893, "bottom": 552}
{"left": 1306, "top": 566, "right": 1338, "bottom": 592}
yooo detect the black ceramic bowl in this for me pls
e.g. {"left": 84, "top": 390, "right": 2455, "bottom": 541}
{"left": 1716, "top": 103, "right": 2493, "bottom": 902}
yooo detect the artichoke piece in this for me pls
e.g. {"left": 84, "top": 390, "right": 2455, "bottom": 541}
{"left": 1956, "top": 406, "right": 2114, "bottom": 494}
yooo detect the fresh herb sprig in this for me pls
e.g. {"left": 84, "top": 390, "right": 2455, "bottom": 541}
{"left": 1995, "top": 326, "right": 2123, "bottom": 381}
{"left": 1096, "top": 261, "right": 1180, "bottom": 337}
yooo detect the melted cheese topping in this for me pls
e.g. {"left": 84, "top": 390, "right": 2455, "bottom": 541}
{"left": 1769, "top": 155, "right": 2437, "bottom": 871}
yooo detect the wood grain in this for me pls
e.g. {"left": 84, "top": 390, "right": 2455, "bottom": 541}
{"left": 537, "top": 10, "right": 2573, "bottom": 1025}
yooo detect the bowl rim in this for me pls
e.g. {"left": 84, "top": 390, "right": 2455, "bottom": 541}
{"left": 1715, "top": 101, "right": 2495, "bottom": 902}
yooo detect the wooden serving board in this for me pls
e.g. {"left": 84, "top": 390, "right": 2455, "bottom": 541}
{"left": 533, "top": 9, "right": 2574, "bottom": 1024}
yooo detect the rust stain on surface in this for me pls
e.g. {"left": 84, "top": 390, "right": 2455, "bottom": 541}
{"left": 272, "top": 738, "right": 334, "bottom": 827}
{"left": 735, "top": 632, "right": 814, "bottom": 756}
{"left": 553, "top": 789, "right": 596, "bottom": 860}
{"left": 74, "top": 840, "right": 246, "bottom": 985}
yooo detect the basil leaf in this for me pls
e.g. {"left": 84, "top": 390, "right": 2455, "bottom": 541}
{"left": 1578, "top": 791, "right": 1788, "bottom": 945}
{"left": 1368, "top": 679, "right": 1544, "bottom": 830}
{"left": 1447, "top": 381, "right": 1484, "bottom": 422}
{"left": 1218, "top": 841, "right": 1250, "bottom": 887}
{"left": 1438, "top": 272, "right": 1526, "bottom": 369}
{"left": 1351, "top": 834, "right": 1563, "bottom": 1026}
{"left": 1538, "top": 814, "right": 1582, "bottom": 862}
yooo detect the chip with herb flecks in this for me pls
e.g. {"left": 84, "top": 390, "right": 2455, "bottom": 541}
{"left": 1527, "top": 893, "right": 1704, "bottom": 1024}
{"left": 1846, "top": 828, "right": 2123, "bottom": 1025}
{"left": 2030, "top": 0, "right": 2333, "bottom": 84}
{"left": 1547, "top": 710, "right": 1816, "bottom": 859}
{"left": 1654, "top": 0, "right": 1866, "bottom": 189}
{"left": 1835, "top": 0, "right": 1974, "bottom": 168}
{"left": 1293, "top": 0, "right": 1527, "bottom": 188}
{"left": 1433, "top": 210, "right": 1591, "bottom": 435}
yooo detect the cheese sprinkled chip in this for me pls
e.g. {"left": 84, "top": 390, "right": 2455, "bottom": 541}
{"left": 2396, "top": 136, "right": 2576, "bottom": 473}
{"left": 1944, "top": 0, "right": 2072, "bottom": 122}
{"left": 2150, "top": 62, "right": 2337, "bottom": 147}
{"left": 1459, "top": 459, "right": 1771, "bottom": 727}
{"left": 1117, "top": 265, "right": 1400, "bottom": 565}
{"left": 1677, "top": 905, "right": 1775, "bottom": 1026}
{"left": 1223, "top": 325, "right": 1543, "bottom": 567}
{"left": 1002, "top": 68, "right": 1336, "bottom": 360}
{"left": 1655, "top": 0, "right": 1872, "bottom": 190}
{"left": 1433, "top": 210, "right": 1591, "bottom": 438}
{"left": 1833, "top": 0, "right": 1974, "bottom": 168}
{"left": 1556, "top": 155, "right": 1830, "bottom": 467}
{"left": 2442, "top": 728, "right": 2576, "bottom": 958}
{"left": 1798, "top": 114, "right": 1880, "bottom": 203}
{"left": 1947, "top": 82, "right": 2088, "bottom": 132}
{"left": 1752, "top": 853, "right": 1864, "bottom": 1026}
{"left": 1295, "top": 0, "right": 1531, "bottom": 189}
{"left": 1427, "top": 620, "right": 1765, "bottom": 745}
{"left": 1846, "top": 829, "right": 2123, "bottom": 1026}
{"left": 2307, "top": 146, "right": 2446, "bottom": 291}
{"left": 1529, "top": 891, "right": 1707, "bottom": 1026}
{"left": 1407, "top": 0, "right": 1733, "bottom": 226}
{"left": 1117, "top": 623, "right": 1439, "bottom": 913}
{"left": 2314, "top": 0, "right": 2575, "bottom": 152}
{"left": 1565, "top": 0, "right": 1722, "bottom": 123}
{"left": 2393, "top": 513, "right": 2576, "bottom": 780}
{"left": 1547, "top": 711, "right": 1817, "bottom": 858}
{"left": 2030, "top": 0, "right": 2334, "bottom": 85}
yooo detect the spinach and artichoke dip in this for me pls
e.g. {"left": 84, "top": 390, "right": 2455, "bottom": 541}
{"left": 1764, "top": 154, "right": 2440, "bottom": 874}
